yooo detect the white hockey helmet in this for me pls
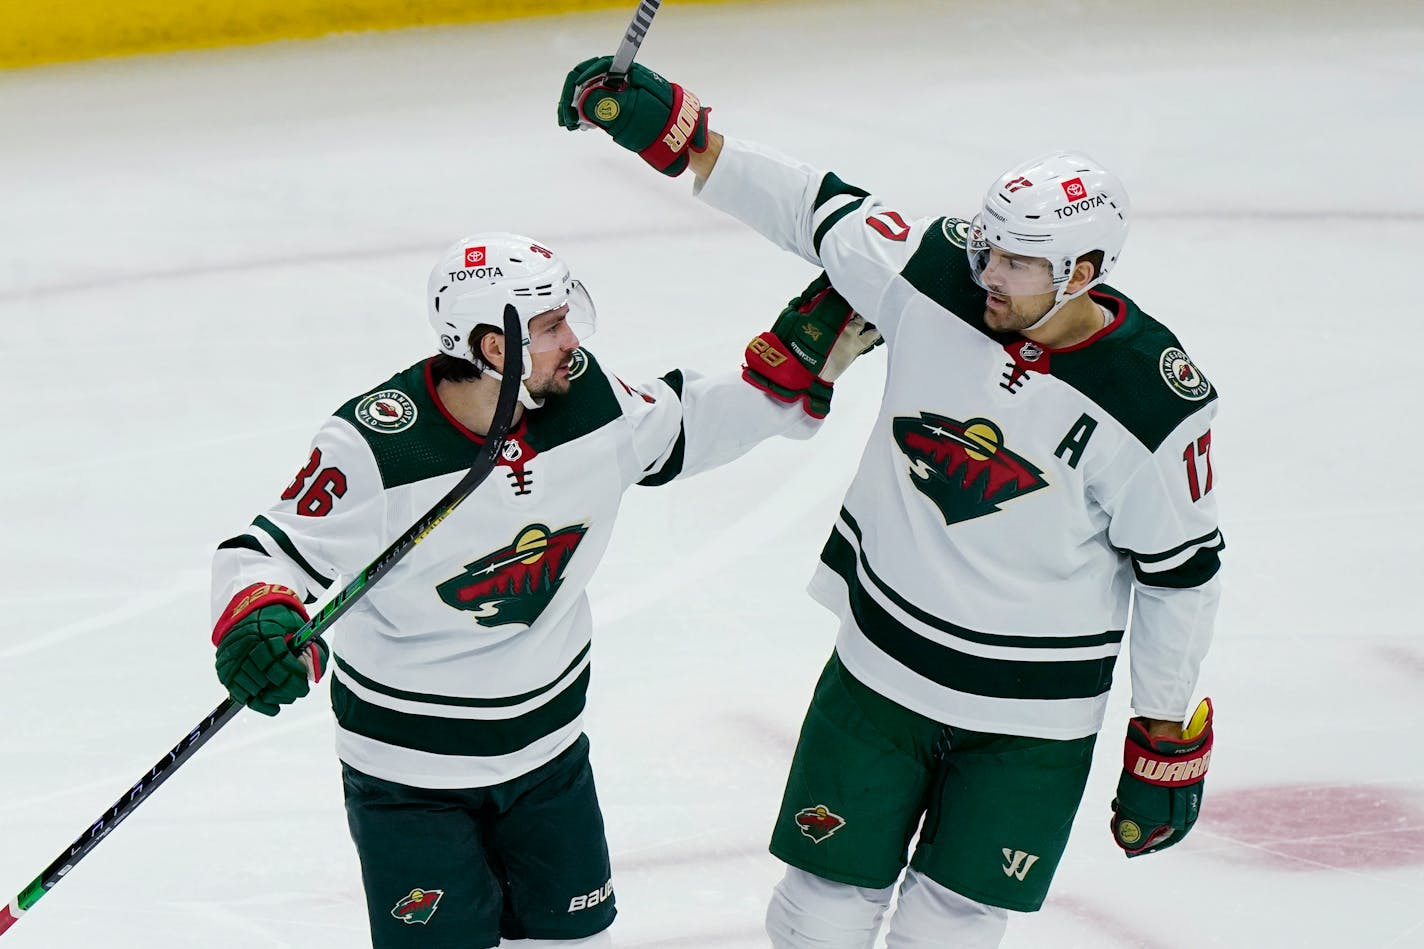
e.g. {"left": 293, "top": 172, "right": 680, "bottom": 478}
{"left": 968, "top": 151, "right": 1130, "bottom": 311}
{"left": 427, "top": 232, "right": 596, "bottom": 406}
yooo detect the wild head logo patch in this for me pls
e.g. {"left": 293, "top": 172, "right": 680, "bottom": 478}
{"left": 892, "top": 413, "right": 1048, "bottom": 525}
{"left": 1158, "top": 347, "right": 1212, "bottom": 401}
{"left": 437, "top": 523, "right": 588, "bottom": 626}
{"left": 391, "top": 887, "right": 443, "bottom": 925}
{"left": 795, "top": 805, "right": 846, "bottom": 844}
{"left": 565, "top": 348, "right": 590, "bottom": 381}
{"left": 356, "top": 389, "right": 418, "bottom": 434}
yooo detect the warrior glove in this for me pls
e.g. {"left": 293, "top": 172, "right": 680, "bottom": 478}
{"left": 558, "top": 56, "right": 710, "bottom": 177}
{"left": 1111, "top": 697, "right": 1214, "bottom": 857}
{"left": 744, "top": 272, "right": 883, "bottom": 418}
{"left": 212, "top": 583, "right": 327, "bottom": 717}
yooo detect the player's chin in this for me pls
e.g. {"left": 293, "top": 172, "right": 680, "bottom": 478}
{"left": 531, "top": 376, "right": 572, "bottom": 400}
{"left": 982, "top": 307, "right": 1013, "bottom": 331}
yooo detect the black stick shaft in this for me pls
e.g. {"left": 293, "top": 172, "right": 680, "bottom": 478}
{"left": 605, "top": 0, "right": 662, "bottom": 90}
{"left": 0, "top": 306, "right": 524, "bottom": 937}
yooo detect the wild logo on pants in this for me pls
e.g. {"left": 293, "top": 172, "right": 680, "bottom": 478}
{"left": 391, "top": 887, "right": 444, "bottom": 924}
{"left": 794, "top": 805, "right": 846, "bottom": 843}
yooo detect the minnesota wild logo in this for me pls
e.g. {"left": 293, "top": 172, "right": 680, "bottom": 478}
{"left": 437, "top": 523, "right": 588, "bottom": 626}
{"left": 391, "top": 887, "right": 443, "bottom": 925}
{"left": 892, "top": 413, "right": 1048, "bottom": 525}
{"left": 795, "top": 805, "right": 846, "bottom": 844}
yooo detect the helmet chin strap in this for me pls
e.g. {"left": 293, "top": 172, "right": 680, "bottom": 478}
{"left": 484, "top": 343, "right": 543, "bottom": 409}
{"left": 1021, "top": 277, "right": 1101, "bottom": 334}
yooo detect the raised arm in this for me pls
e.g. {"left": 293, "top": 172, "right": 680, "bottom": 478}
{"left": 558, "top": 60, "right": 949, "bottom": 336}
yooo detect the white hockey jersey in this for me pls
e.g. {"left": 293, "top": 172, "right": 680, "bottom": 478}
{"left": 697, "top": 138, "right": 1222, "bottom": 740}
{"left": 212, "top": 351, "right": 817, "bottom": 788}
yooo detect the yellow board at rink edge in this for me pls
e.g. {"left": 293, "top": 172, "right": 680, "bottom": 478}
{"left": 0, "top": 0, "right": 757, "bottom": 70}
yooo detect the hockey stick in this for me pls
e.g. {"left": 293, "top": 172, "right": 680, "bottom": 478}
{"left": 603, "top": 0, "right": 663, "bottom": 91}
{"left": 0, "top": 306, "right": 525, "bottom": 937}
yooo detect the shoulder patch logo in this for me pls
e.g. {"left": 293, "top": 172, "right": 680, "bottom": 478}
{"left": 892, "top": 413, "right": 1048, "bottom": 525}
{"left": 391, "top": 888, "right": 443, "bottom": 925}
{"left": 1158, "top": 347, "right": 1212, "bottom": 401}
{"left": 794, "top": 805, "right": 846, "bottom": 844}
{"left": 437, "top": 523, "right": 589, "bottom": 626}
{"left": 356, "top": 389, "right": 418, "bottom": 433}
{"left": 941, "top": 217, "right": 972, "bottom": 249}
{"left": 565, "top": 348, "right": 590, "bottom": 381}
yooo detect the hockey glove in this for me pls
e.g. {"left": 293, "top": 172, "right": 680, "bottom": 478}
{"left": 558, "top": 56, "right": 709, "bottom": 177}
{"left": 212, "top": 583, "right": 327, "bottom": 717}
{"left": 744, "top": 272, "right": 883, "bottom": 418}
{"left": 1111, "top": 697, "right": 1214, "bottom": 857}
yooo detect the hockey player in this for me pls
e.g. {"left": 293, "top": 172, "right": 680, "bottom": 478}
{"left": 559, "top": 62, "right": 1222, "bottom": 948}
{"left": 208, "top": 232, "right": 880, "bottom": 949}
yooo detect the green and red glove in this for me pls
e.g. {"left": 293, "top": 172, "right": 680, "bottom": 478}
{"left": 212, "top": 583, "right": 327, "bottom": 717}
{"left": 1111, "top": 697, "right": 1214, "bottom": 857}
{"left": 557, "top": 56, "right": 709, "bottom": 177}
{"left": 744, "top": 273, "right": 883, "bottom": 419}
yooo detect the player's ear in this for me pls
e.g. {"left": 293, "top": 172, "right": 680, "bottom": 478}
{"left": 1067, "top": 251, "right": 1103, "bottom": 294}
{"left": 476, "top": 327, "right": 506, "bottom": 374}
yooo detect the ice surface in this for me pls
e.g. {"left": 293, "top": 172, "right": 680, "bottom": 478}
{"left": 2, "top": 1, "right": 1422, "bottom": 945}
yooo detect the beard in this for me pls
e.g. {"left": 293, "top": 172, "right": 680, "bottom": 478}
{"left": 525, "top": 374, "right": 570, "bottom": 400}
{"left": 983, "top": 292, "right": 1054, "bottom": 333}
{"left": 524, "top": 357, "right": 575, "bottom": 400}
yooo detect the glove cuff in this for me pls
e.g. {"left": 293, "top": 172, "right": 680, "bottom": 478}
{"left": 290, "top": 632, "right": 327, "bottom": 683}
{"left": 746, "top": 332, "right": 817, "bottom": 391}
{"left": 640, "top": 85, "right": 704, "bottom": 174}
{"left": 1122, "top": 698, "right": 1214, "bottom": 788}
{"left": 1122, "top": 733, "right": 1213, "bottom": 787}
{"left": 212, "top": 582, "right": 308, "bottom": 647}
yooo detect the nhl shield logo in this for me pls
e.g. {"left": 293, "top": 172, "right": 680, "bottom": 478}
{"left": 892, "top": 413, "right": 1048, "bottom": 525}
{"left": 437, "top": 523, "right": 588, "bottom": 626}
{"left": 391, "top": 887, "right": 443, "bottom": 925}
{"left": 795, "top": 805, "right": 846, "bottom": 844}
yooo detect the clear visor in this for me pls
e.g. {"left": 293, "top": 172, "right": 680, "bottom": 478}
{"left": 967, "top": 215, "right": 1057, "bottom": 298}
{"left": 524, "top": 279, "right": 597, "bottom": 353}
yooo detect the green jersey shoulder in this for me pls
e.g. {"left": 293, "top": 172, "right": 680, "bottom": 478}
{"left": 335, "top": 350, "right": 624, "bottom": 489}
{"left": 1051, "top": 290, "right": 1218, "bottom": 451}
{"left": 890, "top": 216, "right": 1217, "bottom": 451}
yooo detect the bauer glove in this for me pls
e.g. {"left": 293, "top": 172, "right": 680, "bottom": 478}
{"left": 1111, "top": 697, "right": 1213, "bottom": 857}
{"left": 744, "top": 272, "right": 883, "bottom": 418}
{"left": 558, "top": 56, "right": 710, "bottom": 177}
{"left": 212, "top": 583, "right": 327, "bottom": 717}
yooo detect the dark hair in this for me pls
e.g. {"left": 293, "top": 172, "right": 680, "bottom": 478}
{"left": 1076, "top": 250, "right": 1106, "bottom": 283}
{"left": 430, "top": 353, "right": 481, "bottom": 384}
{"left": 429, "top": 323, "right": 503, "bottom": 384}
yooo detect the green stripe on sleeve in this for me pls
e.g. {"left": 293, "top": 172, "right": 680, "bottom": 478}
{"left": 638, "top": 370, "right": 687, "bottom": 487}
{"left": 1130, "top": 529, "right": 1223, "bottom": 564}
{"left": 216, "top": 534, "right": 266, "bottom": 555}
{"left": 251, "top": 515, "right": 333, "bottom": 590}
{"left": 813, "top": 196, "right": 867, "bottom": 257}
{"left": 814, "top": 172, "right": 870, "bottom": 211}
{"left": 1132, "top": 542, "right": 1223, "bottom": 589}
